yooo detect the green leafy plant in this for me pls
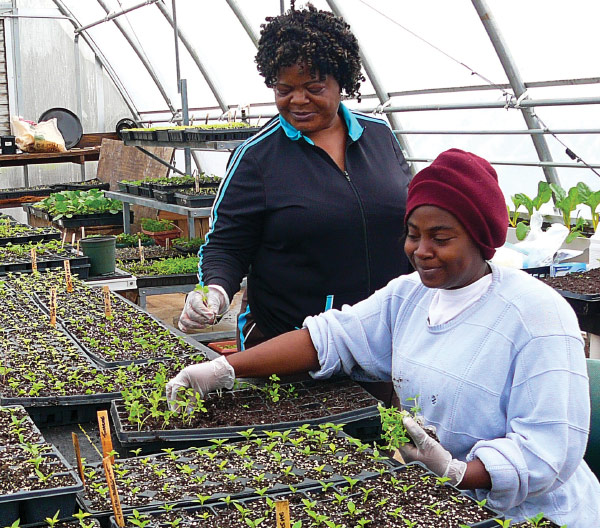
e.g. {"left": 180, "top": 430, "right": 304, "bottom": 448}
{"left": 550, "top": 183, "right": 587, "bottom": 242}
{"left": 140, "top": 217, "right": 177, "bottom": 233}
{"left": 576, "top": 182, "right": 600, "bottom": 232}
{"left": 35, "top": 189, "right": 122, "bottom": 220}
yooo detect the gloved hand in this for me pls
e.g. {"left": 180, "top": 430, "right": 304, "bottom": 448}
{"left": 178, "top": 284, "right": 230, "bottom": 332}
{"left": 165, "top": 356, "right": 235, "bottom": 411}
{"left": 398, "top": 415, "right": 467, "bottom": 486}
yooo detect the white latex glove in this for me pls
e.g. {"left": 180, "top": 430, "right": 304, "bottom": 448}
{"left": 398, "top": 415, "right": 467, "bottom": 486}
{"left": 178, "top": 285, "right": 230, "bottom": 332}
{"left": 165, "top": 356, "right": 235, "bottom": 411}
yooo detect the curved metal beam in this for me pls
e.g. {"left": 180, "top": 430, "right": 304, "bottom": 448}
{"left": 225, "top": 0, "right": 259, "bottom": 48}
{"left": 51, "top": 0, "right": 141, "bottom": 121}
{"left": 155, "top": 0, "right": 228, "bottom": 113}
{"left": 471, "top": 0, "right": 560, "bottom": 187}
{"left": 325, "top": 0, "right": 415, "bottom": 175}
{"left": 95, "top": 0, "right": 177, "bottom": 115}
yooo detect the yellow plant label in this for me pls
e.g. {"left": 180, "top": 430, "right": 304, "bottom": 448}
{"left": 30, "top": 247, "right": 37, "bottom": 273}
{"left": 64, "top": 260, "right": 73, "bottom": 293}
{"left": 102, "top": 457, "right": 125, "bottom": 527}
{"left": 49, "top": 287, "right": 57, "bottom": 327}
{"left": 71, "top": 432, "right": 85, "bottom": 485}
{"left": 97, "top": 410, "right": 114, "bottom": 462}
{"left": 103, "top": 285, "right": 112, "bottom": 319}
{"left": 275, "top": 500, "right": 291, "bottom": 528}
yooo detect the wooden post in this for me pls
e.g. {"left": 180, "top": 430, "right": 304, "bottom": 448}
{"left": 71, "top": 433, "right": 86, "bottom": 485}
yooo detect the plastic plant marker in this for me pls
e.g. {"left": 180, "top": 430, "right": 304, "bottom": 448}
{"left": 138, "top": 238, "right": 145, "bottom": 264}
{"left": 61, "top": 230, "right": 67, "bottom": 249}
{"left": 81, "top": 226, "right": 85, "bottom": 239}
{"left": 102, "top": 456, "right": 125, "bottom": 527}
{"left": 165, "top": 237, "right": 170, "bottom": 250}
{"left": 194, "top": 170, "right": 200, "bottom": 193}
{"left": 72, "top": 432, "right": 86, "bottom": 485}
{"left": 31, "top": 246, "right": 37, "bottom": 273}
{"left": 71, "top": 232, "right": 76, "bottom": 246}
{"left": 97, "top": 410, "right": 114, "bottom": 463}
{"left": 102, "top": 285, "right": 112, "bottom": 319}
{"left": 64, "top": 260, "right": 73, "bottom": 293}
{"left": 275, "top": 500, "right": 291, "bottom": 528}
{"left": 49, "top": 287, "right": 57, "bottom": 327}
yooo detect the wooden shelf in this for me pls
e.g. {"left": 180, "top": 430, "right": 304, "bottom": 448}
{"left": 0, "top": 146, "right": 101, "bottom": 168}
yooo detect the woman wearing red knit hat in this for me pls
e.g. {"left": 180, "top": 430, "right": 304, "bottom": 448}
{"left": 168, "top": 149, "right": 600, "bottom": 526}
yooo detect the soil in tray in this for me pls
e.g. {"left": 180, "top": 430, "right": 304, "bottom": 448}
{"left": 115, "top": 246, "right": 179, "bottom": 261}
{"left": 116, "top": 378, "right": 377, "bottom": 433}
{"left": 0, "top": 443, "right": 77, "bottom": 495}
{"left": 116, "top": 465, "right": 500, "bottom": 528}
{"left": 541, "top": 267, "right": 600, "bottom": 295}
{"left": 0, "top": 406, "right": 44, "bottom": 445}
{"left": 80, "top": 425, "right": 394, "bottom": 514}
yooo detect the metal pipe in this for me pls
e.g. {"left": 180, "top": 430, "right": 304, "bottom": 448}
{"left": 359, "top": 96, "right": 600, "bottom": 113}
{"left": 171, "top": 0, "right": 181, "bottom": 89}
{"left": 75, "top": 0, "right": 159, "bottom": 33}
{"left": 406, "top": 158, "right": 600, "bottom": 170}
{"left": 392, "top": 129, "right": 600, "bottom": 135}
{"left": 326, "top": 0, "right": 415, "bottom": 175}
{"left": 95, "top": 0, "right": 177, "bottom": 115}
{"left": 51, "top": 0, "right": 141, "bottom": 122}
{"left": 225, "top": 0, "right": 259, "bottom": 47}
{"left": 135, "top": 146, "right": 185, "bottom": 175}
{"left": 155, "top": 1, "right": 228, "bottom": 113}
{"left": 472, "top": 0, "right": 560, "bottom": 187}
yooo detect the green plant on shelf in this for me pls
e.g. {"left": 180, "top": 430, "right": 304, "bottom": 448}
{"left": 140, "top": 217, "right": 177, "bottom": 233}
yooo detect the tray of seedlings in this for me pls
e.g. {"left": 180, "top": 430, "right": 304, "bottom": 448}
{"left": 110, "top": 374, "right": 381, "bottom": 446}
{"left": 173, "top": 236, "right": 204, "bottom": 256}
{"left": 78, "top": 423, "right": 396, "bottom": 525}
{"left": 0, "top": 241, "right": 90, "bottom": 277}
{"left": 106, "top": 462, "right": 506, "bottom": 528}
{"left": 9, "top": 269, "right": 210, "bottom": 368}
{"left": 0, "top": 441, "right": 84, "bottom": 525}
{"left": 182, "top": 123, "right": 261, "bottom": 142}
{"left": 0, "top": 217, "right": 61, "bottom": 246}
{"left": 52, "top": 179, "right": 110, "bottom": 192}
{"left": 115, "top": 245, "right": 179, "bottom": 262}
{"left": 173, "top": 187, "right": 218, "bottom": 208}
{"left": 116, "top": 256, "right": 199, "bottom": 288}
{"left": 0, "top": 405, "right": 45, "bottom": 446}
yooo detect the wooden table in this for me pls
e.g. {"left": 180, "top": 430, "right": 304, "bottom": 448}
{"left": 0, "top": 146, "right": 101, "bottom": 167}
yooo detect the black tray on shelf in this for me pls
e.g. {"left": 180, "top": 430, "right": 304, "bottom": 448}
{"left": 55, "top": 210, "right": 133, "bottom": 229}
{"left": 173, "top": 192, "right": 216, "bottom": 208}
{"left": 138, "top": 183, "right": 154, "bottom": 198}
{"left": 0, "top": 187, "right": 54, "bottom": 201}
{"left": 52, "top": 181, "right": 110, "bottom": 192}
{"left": 555, "top": 289, "right": 600, "bottom": 334}
{"left": 125, "top": 183, "right": 141, "bottom": 195}
{"left": 134, "top": 272, "right": 198, "bottom": 289}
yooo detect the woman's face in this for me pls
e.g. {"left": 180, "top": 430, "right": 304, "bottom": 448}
{"left": 405, "top": 205, "right": 489, "bottom": 290}
{"left": 274, "top": 62, "right": 341, "bottom": 136}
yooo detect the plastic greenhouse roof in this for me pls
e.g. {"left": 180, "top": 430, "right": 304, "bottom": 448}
{"left": 13, "top": 0, "right": 600, "bottom": 199}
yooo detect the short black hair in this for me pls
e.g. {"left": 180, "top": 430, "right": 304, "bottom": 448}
{"left": 255, "top": 3, "right": 365, "bottom": 101}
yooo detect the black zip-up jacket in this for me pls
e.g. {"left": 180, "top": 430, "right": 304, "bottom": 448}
{"left": 199, "top": 104, "right": 412, "bottom": 338}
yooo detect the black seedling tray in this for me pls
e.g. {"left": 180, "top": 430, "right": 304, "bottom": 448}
{"left": 0, "top": 444, "right": 84, "bottom": 525}
{"left": 110, "top": 378, "right": 381, "bottom": 446}
{"left": 134, "top": 272, "right": 198, "bottom": 288}
{"left": 52, "top": 182, "right": 110, "bottom": 192}
{"left": 138, "top": 183, "right": 154, "bottom": 198}
{"left": 0, "top": 228, "right": 61, "bottom": 246}
{"left": 0, "top": 405, "right": 45, "bottom": 446}
{"left": 55, "top": 211, "right": 133, "bottom": 229}
{"left": 183, "top": 127, "right": 260, "bottom": 142}
{"left": 125, "top": 183, "right": 141, "bottom": 195}
{"left": 0, "top": 188, "right": 54, "bottom": 201}
{"left": 173, "top": 192, "right": 216, "bottom": 208}
{"left": 555, "top": 289, "right": 600, "bottom": 334}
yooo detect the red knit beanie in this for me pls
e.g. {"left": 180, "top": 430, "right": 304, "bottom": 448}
{"left": 405, "top": 149, "right": 508, "bottom": 260}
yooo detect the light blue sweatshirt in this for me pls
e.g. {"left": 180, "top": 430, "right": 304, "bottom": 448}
{"left": 305, "top": 263, "right": 600, "bottom": 526}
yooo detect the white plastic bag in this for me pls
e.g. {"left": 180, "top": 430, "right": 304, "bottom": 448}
{"left": 10, "top": 116, "right": 67, "bottom": 153}
{"left": 513, "top": 212, "right": 569, "bottom": 268}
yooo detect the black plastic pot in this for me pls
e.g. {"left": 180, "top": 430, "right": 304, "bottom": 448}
{"left": 555, "top": 289, "right": 600, "bottom": 334}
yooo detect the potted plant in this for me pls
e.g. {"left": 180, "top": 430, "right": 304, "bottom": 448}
{"left": 140, "top": 218, "right": 182, "bottom": 247}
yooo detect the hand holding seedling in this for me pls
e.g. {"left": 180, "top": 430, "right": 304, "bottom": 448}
{"left": 178, "top": 284, "right": 230, "bottom": 332}
{"left": 165, "top": 356, "right": 235, "bottom": 411}
{"left": 398, "top": 415, "right": 467, "bottom": 486}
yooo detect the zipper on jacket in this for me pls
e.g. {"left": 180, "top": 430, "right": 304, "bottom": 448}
{"left": 343, "top": 169, "right": 371, "bottom": 296}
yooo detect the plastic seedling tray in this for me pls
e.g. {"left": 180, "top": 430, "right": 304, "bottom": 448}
{"left": 173, "top": 192, "right": 216, "bottom": 208}
{"left": 55, "top": 211, "right": 133, "bottom": 229}
{"left": 110, "top": 378, "right": 381, "bottom": 446}
{"left": 125, "top": 183, "right": 140, "bottom": 195}
{"left": 106, "top": 463, "right": 503, "bottom": 528}
{"left": 0, "top": 444, "right": 84, "bottom": 525}
{"left": 79, "top": 428, "right": 398, "bottom": 523}
{"left": 138, "top": 183, "right": 154, "bottom": 198}
{"left": 554, "top": 289, "right": 600, "bottom": 334}
{"left": 0, "top": 405, "right": 45, "bottom": 446}
{"left": 134, "top": 272, "right": 199, "bottom": 289}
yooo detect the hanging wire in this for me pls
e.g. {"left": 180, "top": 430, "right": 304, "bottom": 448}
{"left": 357, "top": 0, "right": 599, "bottom": 178}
